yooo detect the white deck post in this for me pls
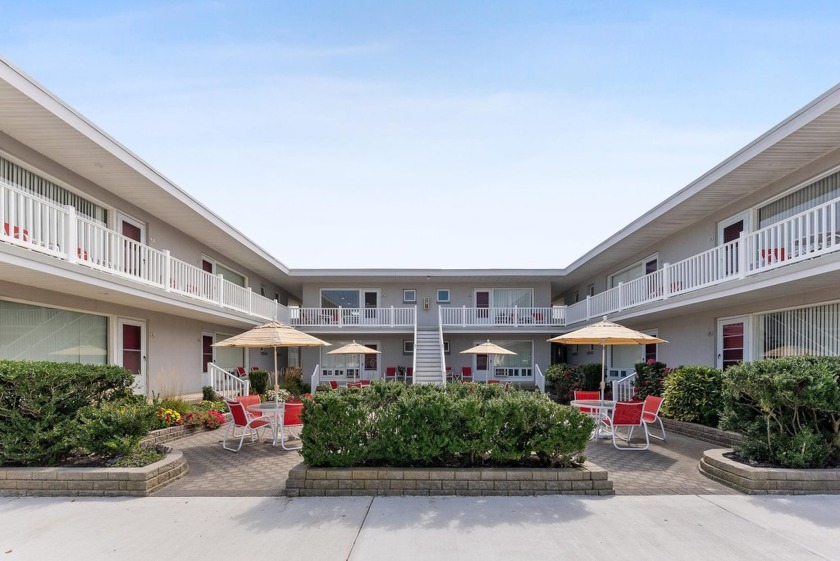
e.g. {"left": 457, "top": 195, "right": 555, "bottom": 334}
{"left": 64, "top": 205, "right": 77, "bottom": 264}
{"left": 738, "top": 231, "right": 748, "bottom": 279}
{"left": 663, "top": 263, "right": 671, "bottom": 299}
{"left": 217, "top": 274, "right": 225, "bottom": 305}
{"left": 163, "top": 250, "right": 171, "bottom": 291}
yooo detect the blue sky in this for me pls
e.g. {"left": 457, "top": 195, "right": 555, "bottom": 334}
{"left": 4, "top": 1, "right": 840, "bottom": 269}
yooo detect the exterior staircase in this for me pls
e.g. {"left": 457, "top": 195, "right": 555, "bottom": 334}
{"left": 413, "top": 327, "right": 444, "bottom": 385}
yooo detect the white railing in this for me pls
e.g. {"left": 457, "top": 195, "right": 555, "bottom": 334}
{"left": 411, "top": 315, "right": 418, "bottom": 385}
{"left": 438, "top": 308, "right": 447, "bottom": 385}
{"left": 208, "top": 363, "right": 249, "bottom": 400}
{"left": 0, "top": 178, "right": 68, "bottom": 258}
{"left": 290, "top": 306, "right": 416, "bottom": 328}
{"left": 534, "top": 363, "right": 545, "bottom": 393}
{"left": 560, "top": 196, "right": 840, "bottom": 326}
{"left": 611, "top": 371, "right": 637, "bottom": 402}
{"left": 77, "top": 216, "right": 167, "bottom": 286}
{"left": 440, "top": 306, "right": 565, "bottom": 327}
{"left": 169, "top": 258, "right": 221, "bottom": 301}
{"left": 1, "top": 180, "right": 285, "bottom": 323}
{"left": 310, "top": 364, "right": 321, "bottom": 392}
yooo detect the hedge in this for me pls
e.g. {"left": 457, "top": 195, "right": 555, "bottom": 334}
{"left": 661, "top": 366, "right": 723, "bottom": 427}
{"left": 544, "top": 363, "right": 602, "bottom": 403}
{"left": 300, "top": 382, "right": 594, "bottom": 468}
{"left": 720, "top": 357, "right": 840, "bottom": 468}
{"left": 0, "top": 360, "right": 137, "bottom": 466}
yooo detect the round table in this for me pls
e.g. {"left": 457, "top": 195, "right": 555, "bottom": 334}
{"left": 569, "top": 399, "right": 616, "bottom": 440}
{"left": 247, "top": 402, "right": 286, "bottom": 446}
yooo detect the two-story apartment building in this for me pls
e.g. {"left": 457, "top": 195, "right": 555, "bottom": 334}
{"left": 4, "top": 54, "right": 840, "bottom": 396}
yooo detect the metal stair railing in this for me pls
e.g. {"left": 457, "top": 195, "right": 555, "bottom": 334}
{"left": 208, "top": 363, "right": 249, "bottom": 400}
{"left": 611, "top": 371, "right": 637, "bottom": 402}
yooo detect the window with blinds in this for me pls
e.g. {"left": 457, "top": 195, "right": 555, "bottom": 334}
{"left": 0, "top": 300, "right": 108, "bottom": 364}
{"left": 0, "top": 155, "right": 107, "bottom": 223}
{"left": 758, "top": 170, "right": 840, "bottom": 229}
{"left": 757, "top": 302, "right": 840, "bottom": 358}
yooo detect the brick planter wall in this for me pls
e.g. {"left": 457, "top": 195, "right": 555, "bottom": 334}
{"left": 700, "top": 449, "right": 840, "bottom": 495}
{"left": 286, "top": 461, "right": 613, "bottom": 497}
{"left": 140, "top": 413, "right": 231, "bottom": 446}
{"left": 662, "top": 418, "right": 743, "bottom": 448}
{"left": 0, "top": 448, "right": 188, "bottom": 497}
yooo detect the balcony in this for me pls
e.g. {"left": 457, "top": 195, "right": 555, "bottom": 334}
{"left": 440, "top": 306, "right": 566, "bottom": 328}
{"left": 290, "top": 306, "right": 416, "bottom": 329}
{"left": 0, "top": 179, "right": 287, "bottom": 323}
{"left": 565, "top": 194, "right": 840, "bottom": 325}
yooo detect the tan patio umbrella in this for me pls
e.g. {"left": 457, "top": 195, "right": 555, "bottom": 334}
{"left": 327, "top": 341, "right": 381, "bottom": 355}
{"left": 213, "top": 321, "right": 330, "bottom": 391}
{"left": 461, "top": 340, "right": 516, "bottom": 382}
{"left": 547, "top": 317, "right": 667, "bottom": 399}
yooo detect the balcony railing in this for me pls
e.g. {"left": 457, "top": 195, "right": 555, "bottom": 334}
{"left": 565, "top": 194, "right": 840, "bottom": 325}
{"left": 1, "top": 179, "right": 287, "bottom": 323}
{"left": 290, "top": 306, "right": 416, "bottom": 328}
{"left": 440, "top": 306, "right": 565, "bottom": 327}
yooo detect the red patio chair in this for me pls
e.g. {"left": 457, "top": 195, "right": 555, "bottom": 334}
{"left": 573, "top": 391, "right": 601, "bottom": 415}
{"left": 279, "top": 402, "right": 304, "bottom": 450}
{"left": 605, "top": 401, "right": 649, "bottom": 451}
{"left": 461, "top": 367, "right": 473, "bottom": 382}
{"left": 384, "top": 367, "right": 397, "bottom": 381}
{"left": 641, "top": 395, "right": 666, "bottom": 441}
{"left": 405, "top": 367, "right": 413, "bottom": 382}
{"left": 328, "top": 380, "right": 339, "bottom": 390}
{"left": 222, "top": 399, "right": 271, "bottom": 452}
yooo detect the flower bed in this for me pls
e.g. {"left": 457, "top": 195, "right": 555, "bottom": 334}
{"left": 0, "top": 447, "right": 188, "bottom": 497}
{"left": 700, "top": 449, "right": 840, "bottom": 495}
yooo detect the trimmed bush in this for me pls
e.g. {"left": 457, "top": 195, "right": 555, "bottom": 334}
{"left": 0, "top": 360, "right": 135, "bottom": 466}
{"left": 633, "top": 361, "right": 668, "bottom": 399}
{"left": 76, "top": 401, "right": 156, "bottom": 457}
{"left": 300, "top": 382, "right": 594, "bottom": 468}
{"left": 248, "top": 370, "right": 269, "bottom": 395}
{"left": 661, "top": 366, "right": 723, "bottom": 427}
{"left": 720, "top": 357, "right": 840, "bottom": 468}
{"left": 545, "top": 363, "right": 602, "bottom": 403}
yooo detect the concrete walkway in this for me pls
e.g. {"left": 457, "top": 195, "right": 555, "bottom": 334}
{"left": 155, "top": 424, "right": 736, "bottom": 496}
{"left": 2, "top": 494, "right": 839, "bottom": 560}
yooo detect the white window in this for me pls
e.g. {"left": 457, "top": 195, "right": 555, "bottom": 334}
{"left": 436, "top": 289, "right": 451, "bottom": 303}
{"left": 609, "top": 255, "right": 658, "bottom": 288}
{"left": 755, "top": 302, "right": 840, "bottom": 359}
{"left": 403, "top": 289, "right": 417, "bottom": 303}
{"left": 489, "top": 340, "right": 534, "bottom": 378}
{"left": 758, "top": 169, "right": 840, "bottom": 228}
{"left": 0, "top": 300, "right": 107, "bottom": 364}
{"left": 492, "top": 288, "right": 532, "bottom": 308}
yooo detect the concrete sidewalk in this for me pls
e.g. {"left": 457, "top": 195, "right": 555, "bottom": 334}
{"left": 2, "top": 494, "right": 838, "bottom": 560}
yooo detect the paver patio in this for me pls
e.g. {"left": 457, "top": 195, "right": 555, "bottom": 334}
{"left": 156, "top": 426, "right": 737, "bottom": 496}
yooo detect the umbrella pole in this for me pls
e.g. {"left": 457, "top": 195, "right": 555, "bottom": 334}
{"left": 273, "top": 348, "right": 279, "bottom": 394}
{"left": 600, "top": 345, "right": 606, "bottom": 400}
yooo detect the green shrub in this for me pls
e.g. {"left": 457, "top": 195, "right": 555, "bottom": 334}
{"left": 202, "top": 385, "right": 216, "bottom": 401}
{"left": 545, "top": 363, "right": 601, "bottom": 403}
{"left": 661, "top": 366, "right": 723, "bottom": 427}
{"left": 0, "top": 360, "right": 135, "bottom": 466}
{"left": 248, "top": 370, "right": 269, "bottom": 395}
{"left": 633, "top": 361, "right": 668, "bottom": 399}
{"left": 75, "top": 400, "right": 156, "bottom": 457}
{"left": 300, "top": 382, "right": 594, "bottom": 468}
{"left": 720, "top": 357, "right": 840, "bottom": 468}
